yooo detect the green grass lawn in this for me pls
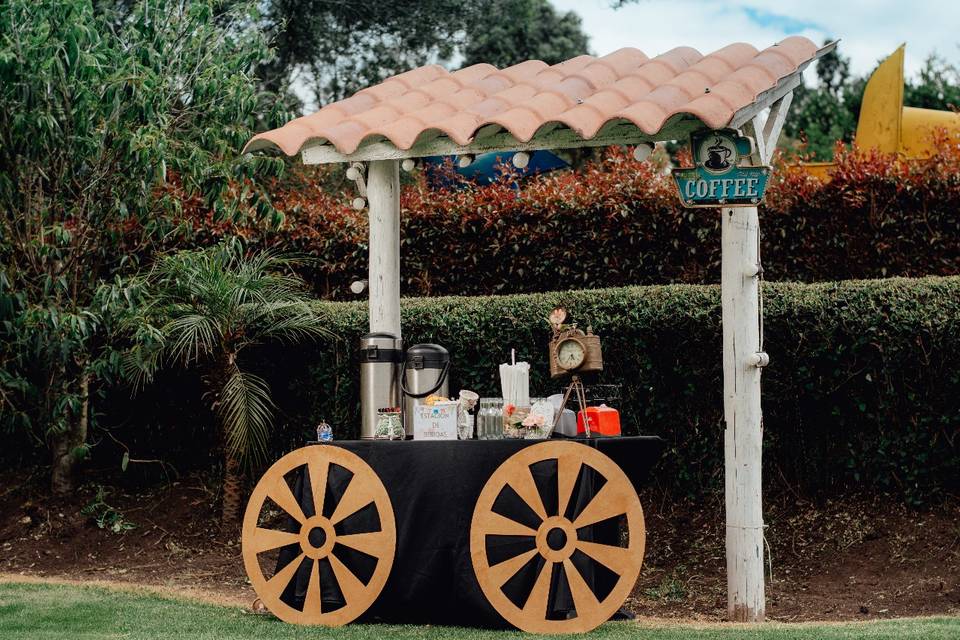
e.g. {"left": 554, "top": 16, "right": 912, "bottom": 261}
{"left": 0, "top": 581, "right": 957, "bottom": 640}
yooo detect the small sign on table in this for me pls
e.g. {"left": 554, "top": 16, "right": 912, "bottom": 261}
{"left": 412, "top": 400, "right": 458, "bottom": 440}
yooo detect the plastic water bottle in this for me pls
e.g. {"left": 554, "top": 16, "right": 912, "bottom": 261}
{"left": 317, "top": 421, "right": 333, "bottom": 443}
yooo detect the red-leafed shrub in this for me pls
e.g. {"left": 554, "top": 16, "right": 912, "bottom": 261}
{"left": 176, "top": 141, "right": 960, "bottom": 299}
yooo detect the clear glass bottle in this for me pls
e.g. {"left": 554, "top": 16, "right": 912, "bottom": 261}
{"left": 477, "top": 398, "right": 504, "bottom": 440}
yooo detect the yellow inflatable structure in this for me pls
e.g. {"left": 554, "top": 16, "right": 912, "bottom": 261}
{"left": 797, "top": 45, "right": 960, "bottom": 180}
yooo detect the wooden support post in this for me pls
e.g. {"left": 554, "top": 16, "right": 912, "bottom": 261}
{"left": 366, "top": 160, "right": 401, "bottom": 338}
{"left": 720, "top": 93, "right": 790, "bottom": 622}
{"left": 721, "top": 205, "right": 765, "bottom": 622}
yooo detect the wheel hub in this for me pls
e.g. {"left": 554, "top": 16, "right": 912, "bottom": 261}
{"left": 536, "top": 516, "right": 576, "bottom": 562}
{"left": 299, "top": 516, "right": 335, "bottom": 559}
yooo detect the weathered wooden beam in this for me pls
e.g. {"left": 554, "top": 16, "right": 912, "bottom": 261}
{"left": 301, "top": 120, "right": 701, "bottom": 165}
{"left": 744, "top": 114, "right": 767, "bottom": 166}
{"left": 760, "top": 92, "right": 794, "bottom": 164}
{"left": 721, "top": 204, "right": 766, "bottom": 622}
{"left": 366, "top": 160, "right": 401, "bottom": 338}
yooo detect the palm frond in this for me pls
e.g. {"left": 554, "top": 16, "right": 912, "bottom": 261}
{"left": 163, "top": 313, "right": 221, "bottom": 366}
{"left": 120, "top": 243, "right": 330, "bottom": 398}
{"left": 216, "top": 370, "right": 274, "bottom": 466}
{"left": 121, "top": 343, "right": 163, "bottom": 392}
{"left": 238, "top": 301, "right": 332, "bottom": 345}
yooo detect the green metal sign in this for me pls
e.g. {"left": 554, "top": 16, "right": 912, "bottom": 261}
{"left": 672, "top": 128, "right": 771, "bottom": 208}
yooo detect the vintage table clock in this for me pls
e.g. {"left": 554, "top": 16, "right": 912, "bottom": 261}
{"left": 548, "top": 308, "right": 603, "bottom": 433}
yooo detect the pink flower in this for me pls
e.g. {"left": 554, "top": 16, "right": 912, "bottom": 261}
{"left": 522, "top": 413, "right": 545, "bottom": 428}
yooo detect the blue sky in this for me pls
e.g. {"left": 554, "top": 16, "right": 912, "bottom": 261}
{"left": 550, "top": 0, "right": 960, "bottom": 80}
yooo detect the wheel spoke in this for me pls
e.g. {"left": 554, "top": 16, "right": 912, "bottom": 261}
{"left": 507, "top": 466, "right": 547, "bottom": 521}
{"left": 307, "top": 457, "right": 329, "bottom": 518}
{"left": 330, "top": 475, "right": 379, "bottom": 525}
{"left": 487, "top": 548, "right": 538, "bottom": 588}
{"left": 337, "top": 531, "right": 389, "bottom": 559}
{"left": 481, "top": 511, "right": 537, "bottom": 537}
{"left": 521, "top": 559, "right": 552, "bottom": 616}
{"left": 576, "top": 540, "right": 630, "bottom": 574}
{"left": 302, "top": 558, "right": 322, "bottom": 618}
{"left": 572, "top": 480, "right": 626, "bottom": 529}
{"left": 264, "top": 552, "right": 304, "bottom": 600}
{"left": 556, "top": 453, "right": 582, "bottom": 519}
{"left": 250, "top": 527, "right": 300, "bottom": 554}
{"left": 563, "top": 558, "right": 600, "bottom": 613}
{"left": 266, "top": 477, "right": 307, "bottom": 524}
{"left": 329, "top": 551, "right": 366, "bottom": 601}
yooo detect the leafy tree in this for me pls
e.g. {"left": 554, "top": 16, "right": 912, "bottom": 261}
{"left": 783, "top": 42, "right": 862, "bottom": 159}
{"left": 120, "top": 243, "right": 329, "bottom": 524}
{"left": 460, "top": 0, "right": 590, "bottom": 69}
{"left": 904, "top": 54, "right": 960, "bottom": 110}
{"left": 257, "top": 0, "right": 484, "bottom": 107}
{"left": 0, "top": 0, "right": 286, "bottom": 494}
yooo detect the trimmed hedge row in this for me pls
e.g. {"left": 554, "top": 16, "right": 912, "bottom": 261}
{"left": 181, "top": 144, "right": 960, "bottom": 299}
{"left": 103, "top": 276, "right": 960, "bottom": 502}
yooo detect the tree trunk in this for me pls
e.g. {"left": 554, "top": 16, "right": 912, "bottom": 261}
{"left": 50, "top": 373, "right": 89, "bottom": 495}
{"left": 221, "top": 451, "right": 244, "bottom": 526}
{"left": 211, "top": 354, "right": 245, "bottom": 527}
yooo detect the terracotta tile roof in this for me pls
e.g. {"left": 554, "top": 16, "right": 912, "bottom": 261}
{"left": 244, "top": 36, "right": 820, "bottom": 157}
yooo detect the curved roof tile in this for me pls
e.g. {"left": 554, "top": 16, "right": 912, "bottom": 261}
{"left": 243, "top": 37, "right": 822, "bottom": 156}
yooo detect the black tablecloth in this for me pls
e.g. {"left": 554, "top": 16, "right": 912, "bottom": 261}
{"left": 276, "top": 436, "right": 664, "bottom": 626}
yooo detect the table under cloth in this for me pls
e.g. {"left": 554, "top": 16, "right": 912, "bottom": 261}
{"left": 275, "top": 436, "right": 664, "bottom": 627}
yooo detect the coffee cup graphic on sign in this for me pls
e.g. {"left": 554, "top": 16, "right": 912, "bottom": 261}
{"left": 704, "top": 136, "right": 733, "bottom": 171}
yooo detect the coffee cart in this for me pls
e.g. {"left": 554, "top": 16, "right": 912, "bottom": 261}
{"left": 240, "top": 36, "right": 835, "bottom": 630}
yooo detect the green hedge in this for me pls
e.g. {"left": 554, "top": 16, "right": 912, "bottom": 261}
{"left": 236, "top": 276, "right": 957, "bottom": 502}
{"left": 98, "top": 276, "right": 960, "bottom": 502}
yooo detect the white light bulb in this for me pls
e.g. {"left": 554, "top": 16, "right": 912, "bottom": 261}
{"left": 633, "top": 144, "right": 653, "bottom": 162}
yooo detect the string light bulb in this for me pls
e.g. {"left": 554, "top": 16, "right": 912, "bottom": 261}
{"left": 633, "top": 143, "right": 654, "bottom": 162}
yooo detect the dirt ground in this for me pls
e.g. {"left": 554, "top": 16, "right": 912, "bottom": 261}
{"left": 0, "top": 469, "right": 957, "bottom": 622}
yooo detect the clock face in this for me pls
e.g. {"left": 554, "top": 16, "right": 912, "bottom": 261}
{"left": 557, "top": 338, "right": 586, "bottom": 370}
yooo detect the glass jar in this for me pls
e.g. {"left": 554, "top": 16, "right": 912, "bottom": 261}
{"left": 374, "top": 409, "right": 403, "bottom": 440}
{"left": 502, "top": 403, "right": 530, "bottom": 439}
{"left": 524, "top": 398, "right": 556, "bottom": 439}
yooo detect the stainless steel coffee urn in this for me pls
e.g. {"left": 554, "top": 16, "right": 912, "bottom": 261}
{"left": 401, "top": 344, "right": 450, "bottom": 437}
{"left": 359, "top": 332, "right": 403, "bottom": 439}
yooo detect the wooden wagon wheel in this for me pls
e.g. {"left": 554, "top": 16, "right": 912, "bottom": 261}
{"left": 470, "top": 441, "right": 645, "bottom": 634}
{"left": 242, "top": 446, "right": 395, "bottom": 626}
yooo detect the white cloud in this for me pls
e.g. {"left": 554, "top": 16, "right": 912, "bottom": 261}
{"left": 551, "top": 0, "right": 960, "bottom": 79}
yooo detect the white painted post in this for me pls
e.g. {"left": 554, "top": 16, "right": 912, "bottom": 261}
{"left": 366, "top": 159, "right": 401, "bottom": 338}
{"left": 721, "top": 205, "right": 765, "bottom": 622}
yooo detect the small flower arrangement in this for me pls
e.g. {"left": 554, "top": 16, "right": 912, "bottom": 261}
{"left": 502, "top": 403, "right": 530, "bottom": 438}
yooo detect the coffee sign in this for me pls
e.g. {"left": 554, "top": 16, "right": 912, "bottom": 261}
{"left": 672, "top": 128, "right": 771, "bottom": 207}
